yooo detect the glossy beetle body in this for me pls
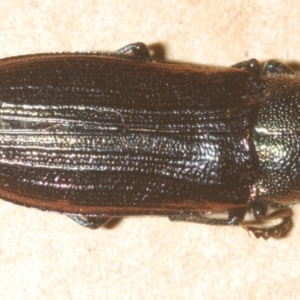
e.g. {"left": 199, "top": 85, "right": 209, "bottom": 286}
{"left": 0, "top": 42, "right": 298, "bottom": 238}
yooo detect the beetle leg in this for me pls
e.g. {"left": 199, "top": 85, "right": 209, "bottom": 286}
{"left": 261, "top": 59, "right": 294, "bottom": 76}
{"left": 231, "top": 58, "right": 261, "bottom": 75}
{"left": 116, "top": 42, "right": 150, "bottom": 59}
{"left": 67, "top": 214, "right": 111, "bottom": 229}
{"left": 242, "top": 203, "right": 293, "bottom": 239}
{"left": 243, "top": 215, "right": 292, "bottom": 239}
{"left": 168, "top": 207, "right": 247, "bottom": 226}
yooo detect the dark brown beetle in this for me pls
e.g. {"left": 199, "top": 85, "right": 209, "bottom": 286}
{"left": 0, "top": 42, "right": 297, "bottom": 239}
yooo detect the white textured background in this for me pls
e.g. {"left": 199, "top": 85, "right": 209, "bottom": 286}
{"left": 0, "top": 1, "right": 300, "bottom": 299}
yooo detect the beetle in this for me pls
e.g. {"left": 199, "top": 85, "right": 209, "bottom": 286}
{"left": 0, "top": 42, "right": 297, "bottom": 239}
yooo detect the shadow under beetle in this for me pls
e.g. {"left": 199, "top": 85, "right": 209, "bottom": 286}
{"left": 0, "top": 42, "right": 298, "bottom": 239}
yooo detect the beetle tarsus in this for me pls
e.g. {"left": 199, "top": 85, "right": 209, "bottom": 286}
{"left": 116, "top": 42, "right": 150, "bottom": 59}
{"left": 231, "top": 58, "right": 294, "bottom": 78}
{"left": 242, "top": 207, "right": 293, "bottom": 239}
{"left": 232, "top": 58, "right": 261, "bottom": 75}
{"left": 261, "top": 60, "right": 294, "bottom": 76}
{"left": 67, "top": 214, "right": 110, "bottom": 229}
{"left": 243, "top": 216, "right": 292, "bottom": 240}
